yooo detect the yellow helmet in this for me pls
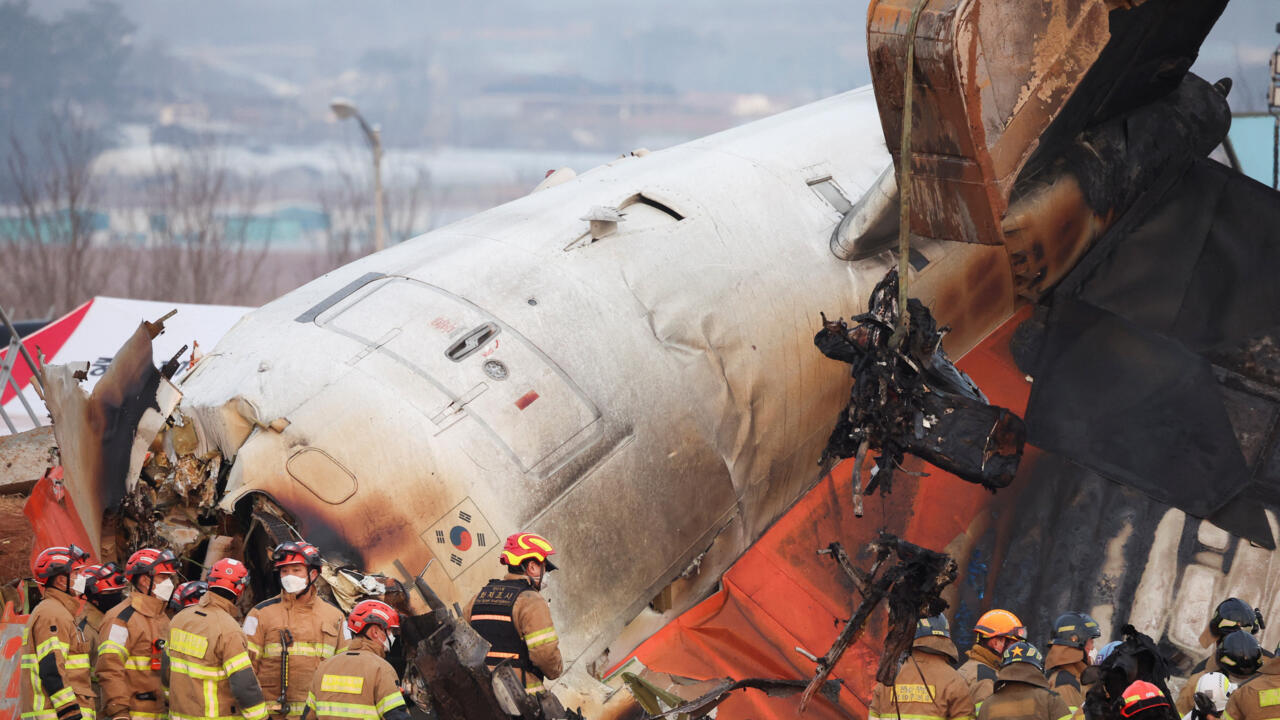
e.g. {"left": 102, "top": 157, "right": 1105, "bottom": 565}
{"left": 974, "top": 609, "right": 1027, "bottom": 640}
{"left": 500, "top": 532, "right": 558, "bottom": 571}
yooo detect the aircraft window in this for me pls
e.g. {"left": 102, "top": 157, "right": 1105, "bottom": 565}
{"left": 909, "top": 248, "right": 929, "bottom": 272}
{"left": 808, "top": 177, "right": 853, "bottom": 214}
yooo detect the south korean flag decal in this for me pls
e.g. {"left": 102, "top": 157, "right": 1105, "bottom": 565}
{"left": 421, "top": 497, "right": 498, "bottom": 580}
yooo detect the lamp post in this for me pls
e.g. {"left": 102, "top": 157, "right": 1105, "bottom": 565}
{"left": 330, "top": 98, "right": 386, "bottom": 253}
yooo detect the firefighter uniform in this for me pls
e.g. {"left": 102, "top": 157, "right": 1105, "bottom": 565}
{"left": 75, "top": 604, "right": 106, "bottom": 709}
{"left": 1044, "top": 645, "right": 1088, "bottom": 714}
{"left": 464, "top": 573, "right": 563, "bottom": 693}
{"left": 302, "top": 636, "right": 409, "bottom": 720}
{"left": 20, "top": 586, "right": 97, "bottom": 720}
{"left": 244, "top": 591, "right": 346, "bottom": 717}
{"left": 960, "top": 645, "right": 1002, "bottom": 709}
{"left": 97, "top": 592, "right": 170, "bottom": 720}
{"left": 1222, "top": 656, "right": 1280, "bottom": 720}
{"left": 1179, "top": 655, "right": 1224, "bottom": 715}
{"left": 165, "top": 591, "right": 269, "bottom": 720}
{"left": 870, "top": 636, "right": 976, "bottom": 720}
{"left": 976, "top": 662, "right": 1073, "bottom": 720}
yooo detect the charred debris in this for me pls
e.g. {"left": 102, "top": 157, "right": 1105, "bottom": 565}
{"left": 623, "top": 533, "right": 957, "bottom": 719}
{"left": 815, "top": 268, "right": 1026, "bottom": 510}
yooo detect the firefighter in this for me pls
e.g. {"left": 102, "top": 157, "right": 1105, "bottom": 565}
{"left": 1184, "top": 672, "right": 1234, "bottom": 720}
{"left": 168, "top": 581, "right": 209, "bottom": 614}
{"left": 76, "top": 564, "right": 128, "bottom": 706}
{"left": 244, "top": 541, "right": 346, "bottom": 719}
{"left": 301, "top": 600, "right": 410, "bottom": 720}
{"left": 976, "top": 642, "right": 1072, "bottom": 720}
{"left": 164, "top": 557, "right": 268, "bottom": 720}
{"left": 1180, "top": 599, "right": 1265, "bottom": 714}
{"left": 77, "top": 565, "right": 129, "bottom": 670}
{"left": 961, "top": 609, "right": 1028, "bottom": 708}
{"left": 1045, "top": 611, "right": 1101, "bottom": 714}
{"left": 869, "top": 614, "right": 976, "bottom": 720}
{"left": 97, "top": 548, "right": 177, "bottom": 720}
{"left": 463, "top": 532, "right": 563, "bottom": 696}
{"left": 21, "top": 545, "right": 95, "bottom": 720}
{"left": 1222, "top": 650, "right": 1280, "bottom": 720}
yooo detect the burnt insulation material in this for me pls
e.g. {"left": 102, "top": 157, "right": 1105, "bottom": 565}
{"left": 1021, "top": 157, "right": 1280, "bottom": 548}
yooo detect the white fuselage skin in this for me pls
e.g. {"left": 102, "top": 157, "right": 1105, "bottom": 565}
{"left": 177, "top": 85, "right": 1014, "bottom": 701}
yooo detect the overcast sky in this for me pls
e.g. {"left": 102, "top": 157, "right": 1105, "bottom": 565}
{"left": 27, "top": 1, "right": 1275, "bottom": 112}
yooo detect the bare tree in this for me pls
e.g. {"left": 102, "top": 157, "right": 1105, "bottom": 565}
{"left": 0, "top": 112, "right": 105, "bottom": 319}
{"left": 313, "top": 153, "right": 431, "bottom": 275}
{"left": 131, "top": 140, "right": 273, "bottom": 304}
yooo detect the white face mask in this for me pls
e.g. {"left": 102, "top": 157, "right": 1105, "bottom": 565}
{"left": 536, "top": 573, "right": 550, "bottom": 592}
{"left": 280, "top": 575, "right": 309, "bottom": 595}
{"left": 153, "top": 578, "right": 175, "bottom": 602}
{"left": 70, "top": 574, "right": 87, "bottom": 595}
{"left": 383, "top": 634, "right": 396, "bottom": 653}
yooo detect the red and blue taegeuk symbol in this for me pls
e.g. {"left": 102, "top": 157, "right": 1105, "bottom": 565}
{"left": 449, "top": 525, "right": 472, "bottom": 551}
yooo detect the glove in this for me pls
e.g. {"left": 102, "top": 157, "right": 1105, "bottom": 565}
{"left": 1194, "top": 691, "right": 1219, "bottom": 719}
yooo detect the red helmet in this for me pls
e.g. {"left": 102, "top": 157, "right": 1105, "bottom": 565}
{"left": 1120, "top": 681, "right": 1169, "bottom": 718}
{"left": 347, "top": 599, "right": 400, "bottom": 636}
{"left": 500, "top": 533, "right": 557, "bottom": 571}
{"left": 82, "top": 563, "right": 128, "bottom": 595}
{"left": 32, "top": 545, "right": 90, "bottom": 585}
{"left": 125, "top": 548, "right": 178, "bottom": 578}
{"left": 272, "top": 541, "right": 322, "bottom": 569}
{"left": 168, "top": 581, "right": 208, "bottom": 612}
{"left": 207, "top": 558, "right": 250, "bottom": 597}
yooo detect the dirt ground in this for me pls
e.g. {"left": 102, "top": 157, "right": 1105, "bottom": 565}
{"left": 0, "top": 495, "right": 32, "bottom": 589}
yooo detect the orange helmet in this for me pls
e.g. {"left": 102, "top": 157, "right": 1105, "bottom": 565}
{"left": 125, "top": 548, "right": 178, "bottom": 578}
{"left": 974, "top": 609, "right": 1027, "bottom": 641}
{"left": 207, "top": 557, "right": 250, "bottom": 597}
{"left": 347, "top": 599, "right": 400, "bottom": 636}
{"left": 500, "top": 532, "right": 557, "bottom": 571}
{"left": 82, "top": 563, "right": 129, "bottom": 595}
{"left": 32, "top": 545, "right": 90, "bottom": 586}
{"left": 1120, "top": 681, "right": 1169, "bottom": 718}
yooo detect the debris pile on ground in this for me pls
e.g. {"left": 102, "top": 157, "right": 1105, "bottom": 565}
{"left": 815, "top": 268, "right": 1025, "bottom": 509}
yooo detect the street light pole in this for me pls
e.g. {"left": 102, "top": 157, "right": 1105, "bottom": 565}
{"left": 330, "top": 98, "right": 387, "bottom": 253}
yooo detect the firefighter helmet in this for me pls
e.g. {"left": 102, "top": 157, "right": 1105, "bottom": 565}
{"left": 1217, "top": 630, "right": 1263, "bottom": 676}
{"left": 1000, "top": 641, "right": 1045, "bottom": 671}
{"left": 169, "top": 581, "right": 208, "bottom": 612}
{"left": 82, "top": 563, "right": 128, "bottom": 595}
{"left": 1120, "top": 681, "right": 1169, "bottom": 718}
{"left": 207, "top": 558, "right": 250, "bottom": 597}
{"left": 500, "top": 532, "right": 558, "bottom": 571}
{"left": 347, "top": 599, "right": 400, "bottom": 636}
{"left": 974, "top": 609, "right": 1027, "bottom": 640}
{"left": 1210, "top": 598, "right": 1263, "bottom": 638}
{"left": 32, "top": 545, "right": 90, "bottom": 585}
{"left": 272, "top": 541, "right": 322, "bottom": 569}
{"left": 125, "top": 548, "right": 178, "bottom": 577}
{"left": 916, "top": 614, "right": 951, "bottom": 640}
{"left": 1050, "top": 611, "right": 1102, "bottom": 649}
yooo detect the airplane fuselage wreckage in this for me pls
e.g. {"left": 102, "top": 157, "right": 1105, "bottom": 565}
{"left": 8, "top": 0, "right": 1280, "bottom": 718}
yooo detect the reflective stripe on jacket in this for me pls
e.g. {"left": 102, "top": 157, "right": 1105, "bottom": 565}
{"left": 244, "top": 590, "right": 346, "bottom": 718}
{"left": 20, "top": 587, "right": 97, "bottom": 720}
{"left": 303, "top": 637, "right": 406, "bottom": 720}
{"left": 1223, "top": 656, "right": 1280, "bottom": 720}
{"left": 463, "top": 574, "right": 562, "bottom": 692}
{"left": 165, "top": 591, "right": 268, "bottom": 720}
{"left": 96, "top": 592, "right": 170, "bottom": 719}
{"left": 869, "top": 649, "right": 977, "bottom": 720}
